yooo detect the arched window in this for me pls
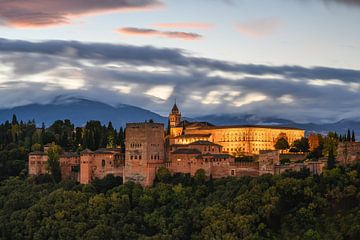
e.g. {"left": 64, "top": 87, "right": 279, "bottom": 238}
{"left": 102, "top": 160, "right": 105, "bottom": 168}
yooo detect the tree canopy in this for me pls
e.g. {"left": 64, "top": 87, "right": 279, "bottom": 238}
{"left": 1, "top": 164, "right": 360, "bottom": 239}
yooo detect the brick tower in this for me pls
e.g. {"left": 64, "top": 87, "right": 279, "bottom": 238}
{"left": 169, "top": 102, "right": 181, "bottom": 127}
{"left": 123, "top": 122, "right": 165, "bottom": 186}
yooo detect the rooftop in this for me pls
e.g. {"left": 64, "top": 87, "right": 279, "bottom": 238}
{"left": 173, "top": 133, "right": 212, "bottom": 139}
{"left": 196, "top": 125, "right": 304, "bottom": 131}
{"left": 172, "top": 148, "right": 202, "bottom": 155}
{"left": 189, "top": 140, "right": 222, "bottom": 147}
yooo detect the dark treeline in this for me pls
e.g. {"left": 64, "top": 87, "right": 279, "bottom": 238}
{"left": 0, "top": 115, "right": 125, "bottom": 180}
{"left": 1, "top": 166, "right": 360, "bottom": 239}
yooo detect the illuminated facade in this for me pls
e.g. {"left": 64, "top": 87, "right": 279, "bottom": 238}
{"left": 168, "top": 104, "right": 305, "bottom": 155}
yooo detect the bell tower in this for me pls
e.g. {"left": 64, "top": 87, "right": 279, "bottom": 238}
{"left": 169, "top": 101, "right": 181, "bottom": 127}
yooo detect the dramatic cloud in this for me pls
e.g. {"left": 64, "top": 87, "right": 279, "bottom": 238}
{"left": 0, "top": 38, "right": 360, "bottom": 122}
{"left": 153, "top": 22, "right": 213, "bottom": 29}
{"left": 0, "top": 0, "right": 161, "bottom": 28}
{"left": 321, "top": 0, "right": 360, "bottom": 6}
{"left": 236, "top": 18, "right": 283, "bottom": 38}
{"left": 118, "top": 27, "right": 202, "bottom": 40}
{"left": 221, "top": 0, "right": 360, "bottom": 7}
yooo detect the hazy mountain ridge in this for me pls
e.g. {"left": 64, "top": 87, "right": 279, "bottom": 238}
{"left": 0, "top": 97, "right": 167, "bottom": 127}
{"left": 0, "top": 97, "right": 359, "bottom": 135}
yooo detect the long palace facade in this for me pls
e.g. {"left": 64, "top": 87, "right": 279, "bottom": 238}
{"left": 29, "top": 103, "right": 310, "bottom": 187}
{"left": 168, "top": 103, "right": 305, "bottom": 155}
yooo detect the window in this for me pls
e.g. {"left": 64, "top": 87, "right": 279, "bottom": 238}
{"left": 102, "top": 160, "right": 106, "bottom": 168}
{"left": 231, "top": 169, "right": 235, "bottom": 176}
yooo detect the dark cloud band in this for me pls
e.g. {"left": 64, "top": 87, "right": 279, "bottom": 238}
{"left": 0, "top": 38, "right": 359, "bottom": 122}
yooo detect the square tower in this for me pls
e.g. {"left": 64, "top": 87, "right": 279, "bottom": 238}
{"left": 124, "top": 122, "right": 165, "bottom": 186}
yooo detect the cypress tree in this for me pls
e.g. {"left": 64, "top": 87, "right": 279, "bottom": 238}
{"left": 352, "top": 130, "right": 356, "bottom": 142}
{"left": 347, "top": 129, "right": 351, "bottom": 142}
{"left": 11, "top": 114, "right": 18, "bottom": 125}
{"left": 327, "top": 145, "right": 336, "bottom": 169}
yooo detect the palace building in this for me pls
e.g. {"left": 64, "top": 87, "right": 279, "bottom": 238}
{"left": 28, "top": 103, "right": 309, "bottom": 187}
{"left": 168, "top": 103, "right": 305, "bottom": 155}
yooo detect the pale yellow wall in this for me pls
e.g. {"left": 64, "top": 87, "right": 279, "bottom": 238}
{"left": 182, "top": 127, "right": 304, "bottom": 155}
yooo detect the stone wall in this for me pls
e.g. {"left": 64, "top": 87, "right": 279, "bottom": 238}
{"left": 337, "top": 142, "right": 360, "bottom": 165}
{"left": 124, "top": 123, "right": 165, "bottom": 187}
{"left": 28, "top": 152, "right": 48, "bottom": 176}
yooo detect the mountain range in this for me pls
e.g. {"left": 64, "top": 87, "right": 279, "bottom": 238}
{"left": 0, "top": 96, "right": 358, "bottom": 135}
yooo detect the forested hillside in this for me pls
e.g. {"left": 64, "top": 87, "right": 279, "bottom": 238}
{"left": 1, "top": 166, "right": 360, "bottom": 240}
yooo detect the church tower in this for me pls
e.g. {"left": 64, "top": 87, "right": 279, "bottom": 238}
{"left": 169, "top": 102, "right": 181, "bottom": 127}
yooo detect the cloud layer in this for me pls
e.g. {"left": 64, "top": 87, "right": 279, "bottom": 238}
{"left": 0, "top": 0, "right": 161, "bottom": 27}
{"left": 0, "top": 38, "right": 359, "bottom": 122}
{"left": 118, "top": 27, "right": 202, "bottom": 40}
{"left": 236, "top": 18, "right": 283, "bottom": 38}
{"left": 153, "top": 22, "right": 213, "bottom": 29}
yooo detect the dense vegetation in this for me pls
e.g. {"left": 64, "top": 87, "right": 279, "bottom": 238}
{"left": 1, "top": 116, "right": 359, "bottom": 239}
{"left": 1, "top": 166, "right": 360, "bottom": 240}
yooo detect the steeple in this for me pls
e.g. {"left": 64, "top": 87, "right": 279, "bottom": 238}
{"left": 169, "top": 100, "right": 181, "bottom": 127}
{"left": 171, "top": 102, "right": 179, "bottom": 114}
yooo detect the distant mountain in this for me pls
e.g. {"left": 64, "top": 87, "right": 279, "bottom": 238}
{"left": 0, "top": 96, "right": 167, "bottom": 127}
{"left": 0, "top": 97, "right": 359, "bottom": 135}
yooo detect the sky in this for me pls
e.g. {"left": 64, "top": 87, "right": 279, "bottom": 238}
{"left": 0, "top": 0, "right": 360, "bottom": 123}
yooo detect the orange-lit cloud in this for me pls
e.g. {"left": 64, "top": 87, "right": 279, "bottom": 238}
{"left": 236, "top": 18, "right": 283, "bottom": 38}
{"left": 0, "top": 0, "right": 162, "bottom": 28}
{"left": 118, "top": 27, "right": 202, "bottom": 40}
{"left": 153, "top": 22, "right": 213, "bottom": 29}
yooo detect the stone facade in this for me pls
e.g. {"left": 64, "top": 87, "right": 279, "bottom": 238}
{"left": 337, "top": 142, "right": 360, "bottom": 165}
{"left": 123, "top": 123, "right": 165, "bottom": 187}
{"left": 168, "top": 104, "right": 305, "bottom": 155}
{"left": 274, "top": 160, "right": 326, "bottom": 175}
{"left": 28, "top": 152, "right": 48, "bottom": 176}
{"left": 258, "top": 150, "right": 280, "bottom": 175}
{"left": 29, "top": 148, "right": 124, "bottom": 184}
{"left": 258, "top": 150, "right": 326, "bottom": 175}
{"left": 167, "top": 141, "right": 259, "bottom": 178}
{"left": 79, "top": 148, "right": 124, "bottom": 184}
{"left": 28, "top": 151, "right": 80, "bottom": 181}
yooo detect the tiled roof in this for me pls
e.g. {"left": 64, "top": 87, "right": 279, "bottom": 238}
{"left": 172, "top": 148, "right": 202, "bottom": 155}
{"left": 197, "top": 153, "right": 233, "bottom": 159}
{"left": 189, "top": 140, "right": 221, "bottom": 147}
{"left": 197, "top": 125, "right": 303, "bottom": 130}
{"left": 81, "top": 149, "right": 93, "bottom": 154}
{"left": 60, "top": 152, "right": 79, "bottom": 157}
{"left": 29, "top": 151, "right": 46, "bottom": 156}
{"left": 173, "top": 134, "right": 211, "bottom": 139}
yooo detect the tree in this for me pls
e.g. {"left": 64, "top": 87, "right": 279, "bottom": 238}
{"left": 194, "top": 169, "right": 207, "bottom": 184}
{"left": 155, "top": 166, "right": 172, "bottom": 183}
{"left": 275, "top": 138, "right": 290, "bottom": 153}
{"left": 46, "top": 143, "right": 62, "bottom": 182}
{"left": 11, "top": 114, "right": 18, "bottom": 125}
{"left": 327, "top": 145, "right": 336, "bottom": 170}
{"left": 352, "top": 130, "right": 356, "bottom": 142}
{"left": 31, "top": 143, "right": 42, "bottom": 152}
{"left": 291, "top": 137, "right": 310, "bottom": 152}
